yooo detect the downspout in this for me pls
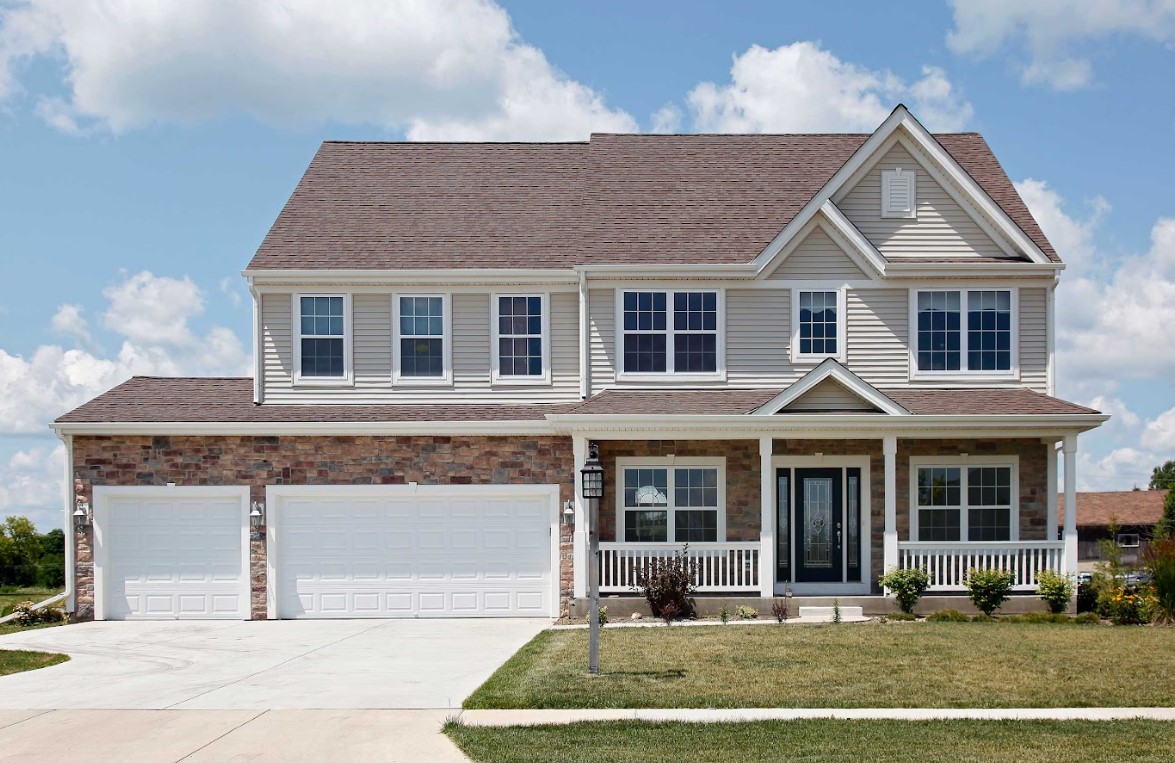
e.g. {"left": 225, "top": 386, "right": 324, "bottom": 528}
{"left": 1046, "top": 274, "right": 1058, "bottom": 397}
{"left": 249, "top": 283, "right": 262, "bottom": 405}
{"left": 58, "top": 431, "right": 76, "bottom": 614}
{"left": 578, "top": 270, "right": 589, "bottom": 399}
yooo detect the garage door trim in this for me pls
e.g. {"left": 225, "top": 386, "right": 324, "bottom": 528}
{"left": 264, "top": 484, "right": 561, "bottom": 620}
{"left": 92, "top": 485, "right": 251, "bottom": 621}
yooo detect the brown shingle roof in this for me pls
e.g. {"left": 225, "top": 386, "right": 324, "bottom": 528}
{"left": 248, "top": 132, "right": 1057, "bottom": 271}
{"left": 1059, "top": 490, "right": 1168, "bottom": 528}
{"left": 883, "top": 388, "right": 1100, "bottom": 416}
{"left": 55, "top": 377, "right": 568, "bottom": 424}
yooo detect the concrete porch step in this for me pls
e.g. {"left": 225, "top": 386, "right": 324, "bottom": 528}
{"left": 797, "top": 605, "right": 864, "bottom": 620}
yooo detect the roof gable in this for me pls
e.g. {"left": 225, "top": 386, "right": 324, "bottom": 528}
{"left": 761, "top": 205, "right": 884, "bottom": 280}
{"left": 753, "top": 359, "right": 908, "bottom": 416}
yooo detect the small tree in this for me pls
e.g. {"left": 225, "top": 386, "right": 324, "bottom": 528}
{"left": 879, "top": 567, "right": 931, "bottom": 615}
{"left": 633, "top": 545, "right": 697, "bottom": 618}
{"left": 1156, "top": 489, "right": 1175, "bottom": 540}
{"left": 965, "top": 568, "right": 1015, "bottom": 617}
{"left": 1035, "top": 569, "right": 1074, "bottom": 614}
{"left": 1149, "top": 460, "right": 1175, "bottom": 491}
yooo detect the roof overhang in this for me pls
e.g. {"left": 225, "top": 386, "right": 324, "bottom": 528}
{"left": 51, "top": 420, "right": 556, "bottom": 437}
{"left": 244, "top": 268, "right": 580, "bottom": 287}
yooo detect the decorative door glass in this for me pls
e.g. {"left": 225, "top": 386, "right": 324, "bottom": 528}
{"left": 847, "top": 471, "right": 861, "bottom": 581}
{"left": 776, "top": 471, "right": 790, "bottom": 583}
{"left": 802, "top": 477, "right": 834, "bottom": 568}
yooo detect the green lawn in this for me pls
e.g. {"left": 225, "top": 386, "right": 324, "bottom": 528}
{"left": 0, "top": 589, "right": 58, "bottom": 613}
{"left": 465, "top": 622, "right": 1175, "bottom": 709}
{"left": 446, "top": 720, "right": 1175, "bottom": 763}
{"left": 0, "top": 648, "right": 68, "bottom": 676}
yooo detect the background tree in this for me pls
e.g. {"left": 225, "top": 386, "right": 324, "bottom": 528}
{"left": 0, "top": 518, "right": 66, "bottom": 590}
{"left": 1149, "top": 460, "right": 1175, "bottom": 490}
{"left": 1157, "top": 489, "right": 1175, "bottom": 540}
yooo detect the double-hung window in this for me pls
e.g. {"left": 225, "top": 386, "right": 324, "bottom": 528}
{"left": 913, "top": 289, "right": 1015, "bottom": 376}
{"left": 295, "top": 294, "right": 350, "bottom": 382}
{"left": 492, "top": 295, "right": 548, "bottom": 383}
{"left": 619, "top": 290, "right": 722, "bottom": 378}
{"left": 911, "top": 458, "right": 1017, "bottom": 542}
{"left": 619, "top": 459, "right": 724, "bottom": 543}
{"left": 792, "top": 289, "right": 846, "bottom": 362}
{"left": 395, "top": 295, "right": 449, "bottom": 382}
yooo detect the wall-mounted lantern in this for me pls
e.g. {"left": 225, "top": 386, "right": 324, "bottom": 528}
{"left": 250, "top": 501, "right": 266, "bottom": 528}
{"left": 73, "top": 497, "right": 91, "bottom": 528}
{"left": 562, "top": 500, "right": 575, "bottom": 526}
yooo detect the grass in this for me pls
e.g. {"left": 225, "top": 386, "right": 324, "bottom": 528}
{"left": 465, "top": 622, "right": 1175, "bottom": 709}
{"left": 446, "top": 719, "right": 1175, "bottom": 763}
{"left": 0, "top": 621, "right": 65, "bottom": 637}
{"left": 0, "top": 589, "right": 57, "bottom": 614}
{"left": 0, "top": 648, "right": 68, "bottom": 676}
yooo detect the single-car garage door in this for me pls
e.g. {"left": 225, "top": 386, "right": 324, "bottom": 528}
{"left": 93, "top": 486, "right": 250, "bottom": 621}
{"left": 269, "top": 485, "right": 558, "bottom": 619}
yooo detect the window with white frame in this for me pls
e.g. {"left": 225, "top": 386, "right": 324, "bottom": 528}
{"left": 620, "top": 290, "right": 720, "bottom": 376}
{"left": 297, "top": 295, "right": 348, "bottom": 379}
{"left": 619, "top": 461, "right": 723, "bottom": 543}
{"left": 914, "top": 289, "right": 1013, "bottom": 374}
{"left": 397, "top": 295, "right": 447, "bottom": 379}
{"left": 494, "top": 295, "right": 546, "bottom": 380}
{"left": 794, "top": 289, "right": 844, "bottom": 360}
{"left": 1118, "top": 533, "right": 1140, "bottom": 548}
{"left": 913, "top": 460, "right": 1016, "bottom": 542}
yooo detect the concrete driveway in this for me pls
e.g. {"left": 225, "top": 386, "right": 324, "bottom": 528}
{"left": 0, "top": 618, "right": 548, "bottom": 710}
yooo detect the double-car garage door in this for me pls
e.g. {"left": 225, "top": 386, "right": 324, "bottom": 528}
{"left": 93, "top": 485, "right": 558, "bottom": 620}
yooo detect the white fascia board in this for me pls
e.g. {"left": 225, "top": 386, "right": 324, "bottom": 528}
{"left": 817, "top": 202, "right": 888, "bottom": 277}
{"left": 572, "top": 263, "right": 756, "bottom": 279}
{"left": 244, "top": 268, "right": 579, "bottom": 287}
{"left": 884, "top": 262, "right": 1063, "bottom": 277}
{"left": 51, "top": 420, "right": 555, "bottom": 437}
{"left": 753, "top": 358, "right": 909, "bottom": 416}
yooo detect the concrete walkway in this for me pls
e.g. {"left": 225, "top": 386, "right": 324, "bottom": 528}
{"left": 0, "top": 709, "right": 470, "bottom": 763}
{"left": 457, "top": 707, "right": 1175, "bottom": 725}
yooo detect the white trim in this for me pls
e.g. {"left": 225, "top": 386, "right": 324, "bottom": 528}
{"left": 908, "top": 455, "right": 1020, "bottom": 543}
{"left": 60, "top": 433, "right": 75, "bottom": 614}
{"left": 251, "top": 285, "right": 262, "bottom": 404}
{"left": 265, "top": 483, "right": 561, "bottom": 619}
{"left": 754, "top": 358, "right": 909, "bottom": 416}
{"left": 1047, "top": 439, "right": 1059, "bottom": 541}
{"left": 247, "top": 268, "right": 581, "bottom": 286}
{"left": 572, "top": 436, "right": 588, "bottom": 599}
{"left": 490, "top": 293, "right": 552, "bottom": 386}
{"left": 579, "top": 271, "right": 590, "bottom": 399}
{"left": 92, "top": 485, "right": 251, "bottom": 622}
{"left": 881, "top": 167, "right": 916, "bottom": 219}
{"left": 614, "top": 457, "right": 728, "bottom": 544}
{"left": 392, "top": 293, "right": 454, "bottom": 386}
{"left": 770, "top": 454, "right": 872, "bottom": 596}
{"left": 614, "top": 288, "right": 727, "bottom": 383}
{"left": 292, "top": 293, "right": 354, "bottom": 387}
{"left": 759, "top": 206, "right": 887, "bottom": 281}
{"left": 883, "top": 435, "right": 898, "bottom": 580}
{"left": 1046, "top": 279, "right": 1057, "bottom": 396}
{"left": 759, "top": 437, "right": 774, "bottom": 597}
{"left": 790, "top": 287, "right": 848, "bottom": 364}
{"left": 908, "top": 287, "right": 1020, "bottom": 382}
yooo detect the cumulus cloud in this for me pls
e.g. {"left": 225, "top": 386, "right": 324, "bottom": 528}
{"left": 0, "top": 445, "right": 65, "bottom": 530}
{"left": 947, "top": 0, "right": 1175, "bottom": 90}
{"left": 0, "top": 0, "right": 635, "bottom": 139}
{"left": 50, "top": 304, "right": 94, "bottom": 349}
{"left": 685, "top": 43, "right": 973, "bottom": 133}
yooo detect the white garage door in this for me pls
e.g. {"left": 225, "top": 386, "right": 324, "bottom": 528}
{"left": 94, "top": 487, "right": 250, "bottom": 621}
{"left": 270, "top": 485, "right": 557, "bottom": 619}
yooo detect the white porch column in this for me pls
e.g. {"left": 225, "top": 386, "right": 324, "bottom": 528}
{"left": 572, "top": 435, "right": 588, "bottom": 599}
{"left": 883, "top": 436, "right": 898, "bottom": 575}
{"left": 1046, "top": 439, "right": 1059, "bottom": 541}
{"left": 1062, "top": 435, "right": 1079, "bottom": 576}
{"left": 759, "top": 436, "right": 773, "bottom": 597}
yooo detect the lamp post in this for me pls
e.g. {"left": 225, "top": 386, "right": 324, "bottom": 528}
{"left": 580, "top": 442, "right": 604, "bottom": 675}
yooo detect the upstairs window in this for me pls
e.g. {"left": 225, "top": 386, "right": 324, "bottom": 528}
{"left": 297, "top": 295, "right": 348, "bottom": 380}
{"left": 793, "top": 289, "right": 845, "bottom": 361}
{"left": 915, "top": 290, "right": 1014, "bottom": 375}
{"left": 913, "top": 460, "right": 1016, "bottom": 542}
{"left": 494, "top": 295, "right": 547, "bottom": 382}
{"left": 881, "top": 167, "right": 916, "bottom": 218}
{"left": 620, "top": 290, "right": 721, "bottom": 377}
{"left": 396, "top": 295, "right": 448, "bottom": 381}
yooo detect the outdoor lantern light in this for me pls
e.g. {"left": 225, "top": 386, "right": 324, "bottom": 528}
{"left": 580, "top": 441, "right": 605, "bottom": 675}
{"left": 249, "top": 501, "right": 265, "bottom": 528}
{"left": 580, "top": 443, "right": 604, "bottom": 499}
{"left": 562, "top": 500, "right": 575, "bottom": 526}
{"left": 73, "top": 498, "right": 91, "bottom": 528}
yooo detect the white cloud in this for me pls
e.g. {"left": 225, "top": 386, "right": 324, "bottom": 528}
{"left": 0, "top": 271, "right": 248, "bottom": 435}
{"left": 1141, "top": 407, "right": 1175, "bottom": 452}
{"left": 50, "top": 304, "right": 94, "bottom": 349}
{"left": 0, "top": 445, "right": 65, "bottom": 530}
{"left": 219, "top": 277, "right": 243, "bottom": 308}
{"left": 947, "top": 0, "right": 1175, "bottom": 90}
{"left": 0, "top": 0, "right": 635, "bottom": 140}
{"left": 684, "top": 43, "right": 973, "bottom": 133}
{"left": 649, "top": 104, "right": 683, "bottom": 134}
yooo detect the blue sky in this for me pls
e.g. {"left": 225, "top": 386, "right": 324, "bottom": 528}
{"left": 2, "top": 0, "right": 1174, "bottom": 529}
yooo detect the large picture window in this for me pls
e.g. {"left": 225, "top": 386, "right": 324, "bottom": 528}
{"left": 296, "top": 294, "right": 348, "bottom": 380}
{"left": 914, "top": 289, "right": 1014, "bottom": 375}
{"left": 619, "top": 460, "right": 724, "bottom": 543}
{"left": 912, "top": 459, "right": 1016, "bottom": 542}
{"left": 619, "top": 290, "right": 722, "bottom": 377}
{"left": 396, "top": 295, "right": 448, "bottom": 381}
{"left": 493, "top": 295, "right": 547, "bottom": 381}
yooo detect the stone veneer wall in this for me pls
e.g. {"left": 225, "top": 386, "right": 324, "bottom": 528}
{"left": 71, "top": 435, "right": 575, "bottom": 620}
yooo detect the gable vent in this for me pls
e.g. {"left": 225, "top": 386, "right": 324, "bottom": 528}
{"left": 881, "top": 167, "right": 916, "bottom": 218}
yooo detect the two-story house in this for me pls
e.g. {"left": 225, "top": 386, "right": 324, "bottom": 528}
{"left": 53, "top": 106, "right": 1106, "bottom": 621}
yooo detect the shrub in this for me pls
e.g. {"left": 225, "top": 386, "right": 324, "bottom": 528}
{"left": 1144, "top": 536, "right": 1175, "bottom": 624}
{"left": 1105, "top": 586, "right": 1154, "bottom": 625}
{"left": 927, "top": 609, "right": 970, "bottom": 622}
{"left": 878, "top": 567, "right": 931, "bottom": 615}
{"left": 597, "top": 605, "right": 608, "bottom": 627}
{"left": 633, "top": 545, "right": 697, "bottom": 618}
{"left": 1076, "top": 582, "right": 1098, "bottom": 613}
{"left": 735, "top": 605, "right": 758, "bottom": 620}
{"left": 965, "top": 568, "right": 1015, "bottom": 617}
{"left": 1036, "top": 570, "right": 1075, "bottom": 614}
{"left": 770, "top": 598, "right": 789, "bottom": 623}
{"left": 718, "top": 604, "right": 730, "bottom": 624}
{"left": 1074, "top": 611, "right": 1102, "bottom": 625}
{"left": 886, "top": 612, "right": 917, "bottom": 621}
{"left": 659, "top": 600, "right": 682, "bottom": 626}
{"left": 832, "top": 598, "right": 842, "bottom": 624}
{"left": 8, "top": 601, "right": 65, "bottom": 627}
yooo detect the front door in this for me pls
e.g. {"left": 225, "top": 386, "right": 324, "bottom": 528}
{"left": 794, "top": 468, "right": 843, "bottom": 583}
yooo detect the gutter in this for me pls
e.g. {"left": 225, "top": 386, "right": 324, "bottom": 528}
{"left": 57, "top": 432, "right": 75, "bottom": 614}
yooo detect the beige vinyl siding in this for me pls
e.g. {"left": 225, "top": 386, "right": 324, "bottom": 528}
{"left": 261, "top": 291, "right": 579, "bottom": 404}
{"left": 587, "top": 289, "right": 616, "bottom": 391}
{"left": 767, "top": 226, "right": 869, "bottom": 280}
{"left": 726, "top": 289, "right": 796, "bottom": 385}
{"left": 782, "top": 377, "right": 876, "bottom": 411}
{"left": 838, "top": 142, "right": 1009, "bottom": 259}
{"left": 1020, "top": 288, "right": 1048, "bottom": 392}
{"left": 845, "top": 289, "right": 909, "bottom": 387}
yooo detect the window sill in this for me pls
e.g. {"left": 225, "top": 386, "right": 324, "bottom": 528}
{"left": 292, "top": 377, "right": 355, "bottom": 389}
{"left": 391, "top": 376, "right": 454, "bottom": 388}
{"left": 909, "top": 371, "right": 1020, "bottom": 384}
{"left": 490, "top": 375, "right": 553, "bottom": 387}
{"left": 792, "top": 353, "right": 846, "bottom": 365}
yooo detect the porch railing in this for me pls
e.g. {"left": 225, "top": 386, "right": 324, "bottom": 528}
{"left": 598, "top": 542, "right": 760, "bottom": 593}
{"left": 898, "top": 540, "right": 1065, "bottom": 591}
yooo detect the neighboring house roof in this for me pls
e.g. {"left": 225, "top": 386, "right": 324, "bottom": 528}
{"left": 1059, "top": 490, "right": 1168, "bottom": 529}
{"left": 248, "top": 131, "right": 1057, "bottom": 272}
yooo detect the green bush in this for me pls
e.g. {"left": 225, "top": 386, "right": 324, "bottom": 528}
{"left": 886, "top": 612, "right": 917, "bottom": 621}
{"left": 1074, "top": 611, "right": 1102, "bottom": 625}
{"left": 597, "top": 605, "right": 608, "bottom": 627}
{"left": 718, "top": 604, "right": 730, "bottom": 624}
{"left": 965, "top": 568, "right": 1015, "bottom": 616}
{"left": 1144, "top": 537, "right": 1175, "bottom": 624}
{"left": 735, "top": 605, "right": 758, "bottom": 620}
{"left": 9, "top": 601, "right": 66, "bottom": 627}
{"left": 633, "top": 545, "right": 697, "bottom": 618}
{"left": 927, "top": 609, "right": 970, "bottom": 622}
{"left": 1105, "top": 586, "right": 1154, "bottom": 625}
{"left": 878, "top": 567, "right": 931, "bottom": 615}
{"left": 1035, "top": 570, "right": 1075, "bottom": 614}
